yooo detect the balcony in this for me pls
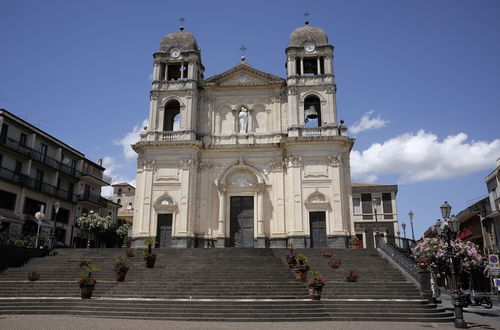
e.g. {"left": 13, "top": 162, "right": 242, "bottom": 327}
{"left": 0, "top": 136, "right": 32, "bottom": 158}
{"left": 0, "top": 136, "right": 80, "bottom": 178}
{"left": 79, "top": 192, "right": 109, "bottom": 207}
{"left": 81, "top": 167, "right": 112, "bottom": 185}
{"left": 0, "top": 166, "right": 78, "bottom": 203}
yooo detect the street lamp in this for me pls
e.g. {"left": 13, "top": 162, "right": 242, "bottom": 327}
{"left": 408, "top": 210, "right": 415, "bottom": 241}
{"left": 436, "top": 201, "right": 467, "bottom": 329}
{"left": 51, "top": 201, "right": 60, "bottom": 250}
{"left": 371, "top": 198, "right": 380, "bottom": 235}
{"left": 401, "top": 222, "right": 407, "bottom": 239}
{"left": 35, "top": 205, "right": 45, "bottom": 248}
{"left": 87, "top": 210, "right": 94, "bottom": 249}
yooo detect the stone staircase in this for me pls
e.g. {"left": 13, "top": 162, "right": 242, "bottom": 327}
{"left": 0, "top": 248, "right": 454, "bottom": 322}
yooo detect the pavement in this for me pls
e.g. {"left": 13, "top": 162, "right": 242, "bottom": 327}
{"left": 1, "top": 292, "right": 499, "bottom": 330}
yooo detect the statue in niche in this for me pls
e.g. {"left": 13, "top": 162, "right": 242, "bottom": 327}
{"left": 239, "top": 107, "right": 248, "bottom": 133}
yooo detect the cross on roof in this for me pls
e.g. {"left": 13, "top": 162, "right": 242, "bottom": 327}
{"left": 239, "top": 45, "right": 247, "bottom": 55}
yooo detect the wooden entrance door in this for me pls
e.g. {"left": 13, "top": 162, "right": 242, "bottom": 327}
{"left": 156, "top": 214, "right": 172, "bottom": 248}
{"left": 230, "top": 196, "right": 254, "bottom": 247}
{"left": 310, "top": 212, "right": 327, "bottom": 248}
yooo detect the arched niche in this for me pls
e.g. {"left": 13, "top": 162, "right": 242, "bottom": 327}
{"left": 304, "top": 191, "right": 331, "bottom": 211}
{"left": 163, "top": 100, "right": 181, "bottom": 131}
{"left": 154, "top": 193, "right": 178, "bottom": 213}
{"left": 304, "top": 95, "right": 322, "bottom": 128}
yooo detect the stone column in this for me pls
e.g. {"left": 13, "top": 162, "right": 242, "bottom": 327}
{"left": 216, "top": 186, "right": 226, "bottom": 248}
{"left": 300, "top": 57, "right": 304, "bottom": 75}
{"left": 256, "top": 184, "right": 265, "bottom": 248}
{"left": 317, "top": 58, "right": 322, "bottom": 75}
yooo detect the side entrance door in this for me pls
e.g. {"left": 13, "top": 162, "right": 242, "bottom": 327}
{"left": 309, "top": 211, "right": 327, "bottom": 248}
{"left": 230, "top": 196, "right": 254, "bottom": 247}
{"left": 156, "top": 214, "right": 172, "bottom": 248}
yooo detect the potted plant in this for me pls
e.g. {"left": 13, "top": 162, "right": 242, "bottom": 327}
{"left": 27, "top": 271, "right": 40, "bottom": 281}
{"left": 125, "top": 249, "right": 135, "bottom": 257}
{"left": 79, "top": 259, "right": 91, "bottom": 268}
{"left": 415, "top": 257, "right": 429, "bottom": 270}
{"left": 293, "top": 254, "right": 310, "bottom": 282}
{"left": 113, "top": 256, "right": 129, "bottom": 282}
{"left": 116, "top": 223, "right": 131, "bottom": 248}
{"left": 345, "top": 270, "right": 359, "bottom": 282}
{"left": 78, "top": 261, "right": 100, "bottom": 299}
{"left": 322, "top": 248, "right": 333, "bottom": 258}
{"left": 143, "top": 236, "right": 156, "bottom": 268}
{"left": 349, "top": 236, "right": 360, "bottom": 249}
{"left": 285, "top": 243, "right": 298, "bottom": 268}
{"left": 308, "top": 271, "right": 327, "bottom": 300}
{"left": 328, "top": 256, "right": 342, "bottom": 268}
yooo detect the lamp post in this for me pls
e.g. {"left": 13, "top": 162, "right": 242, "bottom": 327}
{"left": 35, "top": 205, "right": 45, "bottom": 248}
{"left": 371, "top": 198, "right": 380, "bottom": 247}
{"left": 437, "top": 201, "right": 467, "bottom": 328}
{"left": 51, "top": 201, "right": 60, "bottom": 250}
{"left": 401, "top": 222, "right": 407, "bottom": 239}
{"left": 87, "top": 210, "right": 94, "bottom": 249}
{"left": 371, "top": 198, "right": 380, "bottom": 234}
{"left": 408, "top": 210, "right": 415, "bottom": 241}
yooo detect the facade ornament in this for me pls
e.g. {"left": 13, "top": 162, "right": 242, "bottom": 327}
{"left": 198, "top": 162, "right": 213, "bottom": 172}
{"left": 142, "top": 159, "right": 156, "bottom": 171}
{"left": 150, "top": 91, "right": 159, "bottom": 100}
{"left": 178, "top": 158, "right": 193, "bottom": 170}
{"left": 186, "top": 90, "right": 194, "bottom": 99}
{"left": 328, "top": 155, "right": 340, "bottom": 167}
{"left": 326, "top": 86, "right": 335, "bottom": 94}
{"left": 288, "top": 87, "right": 298, "bottom": 96}
{"left": 286, "top": 155, "right": 302, "bottom": 168}
{"left": 238, "top": 158, "right": 245, "bottom": 165}
{"left": 216, "top": 185, "right": 226, "bottom": 195}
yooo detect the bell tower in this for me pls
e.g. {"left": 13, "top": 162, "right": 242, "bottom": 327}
{"left": 285, "top": 21, "right": 338, "bottom": 135}
{"left": 147, "top": 26, "right": 204, "bottom": 140}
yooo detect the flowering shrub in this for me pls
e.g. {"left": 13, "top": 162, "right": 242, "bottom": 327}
{"left": 77, "top": 212, "right": 111, "bottom": 233}
{"left": 116, "top": 223, "right": 131, "bottom": 238}
{"left": 412, "top": 238, "right": 483, "bottom": 277}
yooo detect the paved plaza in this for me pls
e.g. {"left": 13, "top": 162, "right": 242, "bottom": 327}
{"left": 1, "top": 293, "right": 499, "bottom": 330}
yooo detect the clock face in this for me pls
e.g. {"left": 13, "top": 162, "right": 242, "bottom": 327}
{"left": 170, "top": 48, "right": 181, "bottom": 58}
{"left": 304, "top": 42, "right": 316, "bottom": 53}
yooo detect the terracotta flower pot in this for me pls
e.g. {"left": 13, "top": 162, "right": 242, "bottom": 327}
{"left": 145, "top": 255, "right": 156, "bottom": 268}
{"left": 346, "top": 276, "right": 358, "bottom": 282}
{"left": 80, "top": 283, "right": 95, "bottom": 299}
{"left": 294, "top": 269, "right": 307, "bottom": 282}
{"left": 329, "top": 261, "right": 341, "bottom": 269}
{"left": 116, "top": 271, "right": 127, "bottom": 282}
{"left": 309, "top": 288, "right": 322, "bottom": 300}
{"left": 27, "top": 273, "right": 40, "bottom": 281}
{"left": 323, "top": 251, "right": 333, "bottom": 258}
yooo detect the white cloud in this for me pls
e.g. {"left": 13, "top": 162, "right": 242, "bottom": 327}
{"left": 351, "top": 130, "right": 500, "bottom": 183}
{"left": 349, "top": 111, "right": 389, "bottom": 134}
{"left": 113, "top": 119, "right": 148, "bottom": 159}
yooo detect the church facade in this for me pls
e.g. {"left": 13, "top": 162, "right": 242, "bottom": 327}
{"left": 132, "top": 23, "right": 386, "bottom": 248}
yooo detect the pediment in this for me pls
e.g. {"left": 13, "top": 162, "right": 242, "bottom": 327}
{"left": 204, "top": 63, "right": 285, "bottom": 88}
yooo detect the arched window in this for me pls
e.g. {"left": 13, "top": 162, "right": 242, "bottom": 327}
{"left": 304, "top": 95, "right": 321, "bottom": 127}
{"left": 163, "top": 100, "right": 180, "bottom": 131}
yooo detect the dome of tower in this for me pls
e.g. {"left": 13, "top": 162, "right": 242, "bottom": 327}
{"left": 288, "top": 22, "right": 329, "bottom": 47}
{"left": 159, "top": 28, "right": 199, "bottom": 52}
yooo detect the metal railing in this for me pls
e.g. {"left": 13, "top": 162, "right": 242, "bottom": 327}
{"left": 0, "top": 166, "right": 78, "bottom": 203}
{"left": 0, "top": 136, "right": 32, "bottom": 157}
{"left": 377, "top": 235, "right": 421, "bottom": 282}
{"left": 79, "top": 192, "right": 109, "bottom": 207}
{"left": 81, "top": 166, "right": 112, "bottom": 185}
{"left": 0, "top": 231, "right": 38, "bottom": 247}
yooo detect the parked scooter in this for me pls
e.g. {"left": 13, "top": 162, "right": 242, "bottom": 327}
{"left": 460, "top": 290, "right": 493, "bottom": 309}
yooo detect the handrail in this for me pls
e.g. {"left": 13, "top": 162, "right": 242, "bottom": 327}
{"left": 377, "top": 235, "right": 421, "bottom": 283}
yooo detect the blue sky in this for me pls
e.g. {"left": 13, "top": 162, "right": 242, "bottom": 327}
{"left": 1, "top": 0, "right": 499, "bottom": 239}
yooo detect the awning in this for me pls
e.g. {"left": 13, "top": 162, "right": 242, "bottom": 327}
{"left": 0, "top": 208, "right": 23, "bottom": 224}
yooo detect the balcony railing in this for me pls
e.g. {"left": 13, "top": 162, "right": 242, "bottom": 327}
{"left": 79, "top": 192, "right": 109, "bottom": 207}
{"left": 81, "top": 167, "right": 112, "bottom": 185}
{"left": 0, "top": 166, "right": 78, "bottom": 203}
{"left": 0, "top": 136, "right": 80, "bottom": 178}
{"left": 0, "top": 136, "right": 32, "bottom": 157}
